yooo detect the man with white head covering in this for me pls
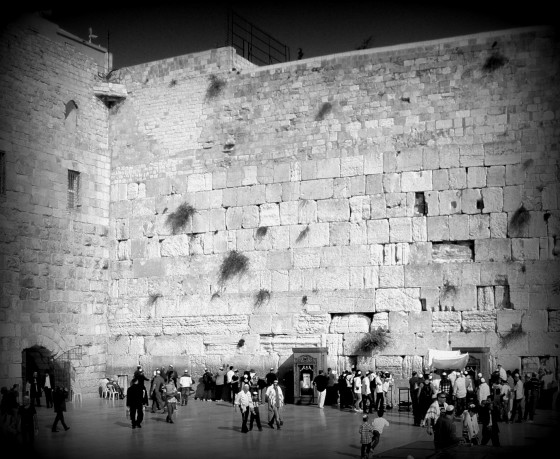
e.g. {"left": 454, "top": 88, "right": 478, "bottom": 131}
{"left": 477, "top": 378, "right": 490, "bottom": 405}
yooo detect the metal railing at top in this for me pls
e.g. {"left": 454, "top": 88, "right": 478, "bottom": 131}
{"left": 226, "top": 9, "right": 290, "bottom": 66}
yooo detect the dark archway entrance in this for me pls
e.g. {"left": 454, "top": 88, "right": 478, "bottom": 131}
{"left": 22, "top": 346, "right": 72, "bottom": 400}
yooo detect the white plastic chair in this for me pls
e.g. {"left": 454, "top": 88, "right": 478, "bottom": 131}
{"left": 107, "top": 385, "right": 118, "bottom": 400}
{"left": 100, "top": 379, "right": 109, "bottom": 398}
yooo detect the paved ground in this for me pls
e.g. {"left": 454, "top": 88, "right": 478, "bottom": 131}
{"left": 5, "top": 396, "right": 558, "bottom": 459}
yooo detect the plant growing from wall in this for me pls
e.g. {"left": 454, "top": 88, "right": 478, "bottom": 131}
{"left": 256, "top": 226, "right": 268, "bottom": 240}
{"left": 483, "top": 52, "right": 507, "bottom": 72}
{"left": 301, "top": 295, "right": 308, "bottom": 306}
{"left": 211, "top": 292, "right": 221, "bottom": 301}
{"left": 206, "top": 74, "right": 226, "bottom": 100}
{"left": 169, "top": 79, "right": 178, "bottom": 87}
{"left": 219, "top": 250, "right": 249, "bottom": 285}
{"left": 147, "top": 292, "right": 162, "bottom": 305}
{"left": 356, "top": 327, "right": 390, "bottom": 353}
{"left": 499, "top": 324, "right": 526, "bottom": 347}
{"left": 296, "top": 226, "right": 310, "bottom": 244}
{"left": 509, "top": 205, "right": 530, "bottom": 235}
{"left": 237, "top": 338, "right": 245, "bottom": 348}
{"left": 442, "top": 280, "right": 457, "bottom": 296}
{"left": 315, "top": 102, "right": 332, "bottom": 121}
{"left": 254, "top": 289, "right": 271, "bottom": 307}
{"left": 166, "top": 202, "right": 196, "bottom": 234}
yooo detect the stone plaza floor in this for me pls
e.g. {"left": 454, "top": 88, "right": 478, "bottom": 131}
{"left": 7, "top": 396, "right": 558, "bottom": 459}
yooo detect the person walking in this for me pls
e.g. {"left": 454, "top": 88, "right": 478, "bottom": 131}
{"left": 313, "top": 370, "right": 328, "bottom": 409}
{"left": 162, "top": 378, "right": 178, "bottom": 423}
{"left": 249, "top": 389, "right": 263, "bottom": 431}
{"left": 362, "top": 371, "right": 372, "bottom": 414}
{"left": 266, "top": 379, "right": 284, "bottom": 429}
{"left": 370, "top": 409, "right": 390, "bottom": 454}
{"left": 453, "top": 371, "right": 467, "bottom": 417}
{"left": 51, "top": 386, "right": 70, "bottom": 432}
{"left": 126, "top": 378, "right": 148, "bottom": 429}
{"left": 178, "top": 370, "right": 192, "bottom": 406}
{"left": 359, "top": 414, "right": 375, "bottom": 459}
{"left": 226, "top": 366, "right": 234, "bottom": 403}
{"left": 353, "top": 370, "right": 363, "bottom": 412}
{"left": 234, "top": 383, "right": 254, "bottom": 433}
{"left": 150, "top": 370, "right": 165, "bottom": 413}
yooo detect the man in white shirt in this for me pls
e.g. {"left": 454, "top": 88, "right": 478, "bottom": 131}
{"left": 178, "top": 370, "right": 192, "bottom": 406}
{"left": 226, "top": 366, "right": 234, "bottom": 403}
{"left": 44, "top": 370, "right": 53, "bottom": 408}
{"left": 353, "top": 370, "right": 363, "bottom": 412}
{"left": 266, "top": 379, "right": 284, "bottom": 429}
{"left": 234, "top": 384, "right": 254, "bottom": 433}
{"left": 362, "top": 371, "right": 372, "bottom": 414}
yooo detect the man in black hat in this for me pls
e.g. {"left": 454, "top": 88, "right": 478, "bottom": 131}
{"left": 126, "top": 378, "right": 148, "bottom": 429}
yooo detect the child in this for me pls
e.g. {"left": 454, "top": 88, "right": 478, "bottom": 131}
{"left": 359, "top": 414, "right": 375, "bottom": 459}
{"left": 371, "top": 409, "right": 390, "bottom": 453}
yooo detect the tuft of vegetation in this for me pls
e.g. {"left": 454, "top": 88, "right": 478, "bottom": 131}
{"left": 523, "top": 158, "right": 534, "bottom": 170}
{"left": 483, "top": 52, "right": 507, "bottom": 72}
{"left": 219, "top": 250, "right": 249, "bottom": 285}
{"left": 442, "top": 280, "right": 457, "bottom": 296}
{"left": 499, "top": 324, "right": 526, "bottom": 346}
{"left": 510, "top": 205, "right": 530, "bottom": 234}
{"left": 296, "top": 226, "right": 310, "bottom": 244}
{"left": 256, "top": 226, "right": 268, "bottom": 240}
{"left": 552, "top": 279, "right": 560, "bottom": 295}
{"left": 301, "top": 295, "right": 308, "bottom": 305}
{"left": 166, "top": 202, "right": 196, "bottom": 234}
{"left": 169, "top": 79, "right": 177, "bottom": 87}
{"left": 315, "top": 102, "right": 332, "bottom": 121}
{"left": 400, "top": 97, "right": 411, "bottom": 103}
{"left": 237, "top": 338, "right": 245, "bottom": 348}
{"left": 357, "top": 327, "right": 390, "bottom": 353}
{"left": 147, "top": 293, "right": 162, "bottom": 305}
{"left": 254, "top": 289, "right": 271, "bottom": 307}
{"left": 211, "top": 292, "right": 220, "bottom": 301}
{"left": 206, "top": 74, "right": 226, "bottom": 100}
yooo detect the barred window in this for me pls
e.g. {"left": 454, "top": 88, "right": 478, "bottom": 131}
{"left": 67, "top": 170, "right": 80, "bottom": 208}
{"left": 0, "top": 151, "right": 5, "bottom": 195}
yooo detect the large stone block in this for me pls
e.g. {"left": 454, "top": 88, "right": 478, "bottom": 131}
{"left": 375, "top": 288, "right": 421, "bottom": 312}
{"left": 295, "top": 312, "right": 331, "bottom": 334}
{"left": 330, "top": 314, "right": 371, "bottom": 333}
{"left": 388, "top": 311, "right": 409, "bottom": 333}
{"left": 474, "top": 239, "right": 510, "bottom": 262}
{"left": 300, "top": 179, "right": 334, "bottom": 200}
{"left": 389, "top": 217, "right": 413, "bottom": 242}
{"left": 440, "top": 284, "right": 477, "bottom": 311}
{"left": 378, "top": 265, "right": 404, "bottom": 288}
{"left": 404, "top": 264, "right": 442, "bottom": 288}
{"left": 317, "top": 199, "right": 350, "bottom": 223}
{"left": 432, "top": 311, "right": 461, "bottom": 332}
{"left": 461, "top": 311, "right": 496, "bottom": 332}
{"left": 401, "top": 171, "right": 432, "bottom": 192}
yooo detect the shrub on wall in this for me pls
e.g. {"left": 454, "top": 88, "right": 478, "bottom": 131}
{"left": 499, "top": 324, "right": 526, "bottom": 347}
{"left": 256, "top": 226, "right": 268, "bottom": 239}
{"left": 509, "top": 205, "right": 530, "bottom": 234}
{"left": 296, "top": 226, "right": 310, "bottom": 244}
{"left": 356, "top": 328, "right": 390, "bottom": 353}
{"left": 254, "top": 289, "right": 271, "bottom": 307}
{"left": 219, "top": 250, "right": 249, "bottom": 285}
{"left": 166, "top": 202, "right": 196, "bottom": 234}
{"left": 206, "top": 74, "right": 226, "bottom": 100}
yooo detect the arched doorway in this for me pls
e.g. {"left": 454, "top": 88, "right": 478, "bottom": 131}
{"left": 22, "top": 346, "right": 72, "bottom": 400}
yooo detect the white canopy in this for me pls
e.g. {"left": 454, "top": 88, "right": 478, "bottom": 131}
{"left": 426, "top": 349, "right": 469, "bottom": 371}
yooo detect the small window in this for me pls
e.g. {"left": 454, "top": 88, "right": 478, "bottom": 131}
{"left": 0, "top": 151, "right": 5, "bottom": 195}
{"left": 68, "top": 170, "right": 80, "bottom": 208}
{"left": 414, "top": 192, "right": 427, "bottom": 216}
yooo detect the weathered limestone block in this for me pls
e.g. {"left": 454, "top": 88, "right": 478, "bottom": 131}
{"left": 187, "top": 173, "right": 212, "bottom": 192}
{"left": 439, "top": 190, "right": 462, "bottom": 215}
{"left": 481, "top": 187, "right": 503, "bottom": 213}
{"left": 133, "top": 258, "right": 167, "bottom": 278}
{"left": 448, "top": 168, "right": 466, "bottom": 189}
{"left": 315, "top": 267, "right": 349, "bottom": 290}
{"left": 163, "top": 315, "right": 250, "bottom": 335}
{"left": 389, "top": 217, "right": 412, "bottom": 242}
{"left": 388, "top": 311, "right": 408, "bottom": 333}
{"left": 266, "top": 183, "right": 282, "bottom": 203}
{"left": 440, "top": 284, "right": 477, "bottom": 311}
{"left": 293, "top": 248, "right": 321, "bottom": 269}
{"left": 107, "top": 336, "right": 145, "bottom": 356}
{"left": 242, "top": 206, "right": 259, "bottom": 228}
{"left": 477, "top": 286, "right": 495, "bottom": 310}
{"left": 329, "top": 222, "right": 351, "bottom": 246}
{"left": 450, "top": 332, "right": 496, "bottom": 350}
{"left": 367, "top": 219, "right": 390, "bottom": 244}
{"left": 549, "top": 311, "right": 560, "bottom": 332}
{"left": 401, "top": 171, "right": 432, "bottom": 192}
{"left": 259, "top": 203, "right": 280, "bottom": 227}
{"left": 109, "top": 317, "right": 163, "bottom": 336}
{"left": 226, "top": 207, "right": 243, "bottom": 230}
{"left": 364, "top": 151, "right": 383, "bottom": 175}
{"left": 474, "top": 239, "right": 510, "bottom": 262}
{"left": 527, "top": 332, "right": 559, "bottom": 356}
{"left": 383, "top": 174, "right": 401, "bottom": 193}
{"left": 266, "top": 251, "right": 292, "bottom": 271}
{"left": 267, "top": 334, "right": 321, "bottom": 354}
{"left": 378, "top": 265, "right": 404, "bottom": 288}
{"left": 425, "top": 191, "right": 439, "bottom": 216}
{"left": 427, "top": 216, "right": 449, "bottom": 241}
{"left": 490, "top": 213, "right": 507, "bottom": 238}
{"left": 160, "top": 234, "right": 190, "bottom": 257}
{"left": 366, "top": 174, "right": 383, "bottom": 195}
{"left": 386, "top": 193, "right": 408, "bottom": 218}
{"left": 382, "top": 243, "right": 409, "bottom": 265}
{"left": 409, "top": 242, "right": 432, "bottom": 265}
{"left": 271, "top": 226, "right": 290, "bottom": 250}
{"left": 300, "top": 179, "right": 333, "bottom": 200}
{"left": 460, "top": 145, "right": 485, "bottom": 167}
{"left": 349, "top": 196, "right": 371, "bottom": 222}
{"left": 503, "top": 186, "right": 522, "bottom": 212}
{"left": 330, "top": 313, "right": 371, "bottom": 333}
{"left": 117, "top": 240, "right": 131, "bottom": 261}
{"left": 366, "top": 194, "right": 385, "bottom": 220}
{"left": 511, "top": 238, "right": 539, "bottom": 261}
{"left": 408, "top": 311, "right": 433, "bottom": 333}
{"left": 375, "top": 288, "right": 421, "bottom": 312}
{"left": 461, "top": 311, "right": 496, "bottom": 332}
{"left": 469, "top": 214, "right": 490, "bottom": 239}
{"left": 132, "top": 198, "right": 156, "bottom": 218}
{"left": 466, "top": 166, "right": 486, "bottom": 188}
{"left": 341, "top": 155, "right": 364, "bottom": 177}
{"left": 305, "top": 223, "right": 330, "bottom": 247}
{"left": 521, "top": 310, "right": 548, "bottom": 332}
{"left": 404, "top": 264, "right": 442, "bottom": 288}
{"left": 486, "top": 166, "right": 505, "bottom": 186}
{"left": 270, "top": 270, "right": 289, "bottom": 292}
{"left": 279, "top": 201, "right": 298, "bottom": 225}
{"left": 317, "top": 199, "right": 350, "bottom": 223}
{"left": 298, "top": 199, "right": 317, "bottom": 224}
{"left": 484, "top": 141, "right": 521, "bottom": 166}
{"left": 373, "top": 355, "right": 404, "bottom": 375}
{"left": 432, "top": 169, "right": 449, "bottom": 191}
{"left": 412, "top": 217, "right": 427, "bottom": 242}
{"left": 146, "top": 335, "right": 205, "bottom": 355}
{"left": 432, "top": 311, "right": 461, "bottom": 332}
{"left": 421, "top": 287, "right": 440, "bottom": 311}
{"left": 295, "top": 312, "right": 330, "bottom": 334}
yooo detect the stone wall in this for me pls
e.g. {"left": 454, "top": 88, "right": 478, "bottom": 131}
{"left": 0, "top": 14, "right": 111, "bottom": 394}
{"left": 106, "top": 26, "right": 560, "bottom": 387}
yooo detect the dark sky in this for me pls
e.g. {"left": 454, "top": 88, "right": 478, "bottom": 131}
{"left": 7, "top": 1, "right": 558, "bottom": 69}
